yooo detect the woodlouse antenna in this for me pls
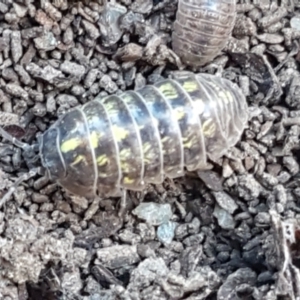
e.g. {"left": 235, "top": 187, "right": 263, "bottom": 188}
{"left": 0, "top": 126, "right": 33, "bottom": 153}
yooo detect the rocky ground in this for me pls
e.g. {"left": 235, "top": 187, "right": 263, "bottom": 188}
{"left": 0, "top": 0, "right": 300, "bottom": 299}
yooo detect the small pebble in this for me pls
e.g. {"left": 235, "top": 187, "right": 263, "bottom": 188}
{"left": 157, "top": 221, "right": 177, "bottom": 245}
{"left": 132, "top": 202, "right": 172, "bottom": 226}
{"left": 213, "top": 204, "right": 236, "bottom": 230}
{"left": 212, "top": 191, "right": 238, "bottom": 214}
{"left": 291, "top": 16, "right": 300, "bottom": 31}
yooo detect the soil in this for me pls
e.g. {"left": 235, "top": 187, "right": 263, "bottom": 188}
{"left": 0, "top": 0, "right": 300, "bottom": 299}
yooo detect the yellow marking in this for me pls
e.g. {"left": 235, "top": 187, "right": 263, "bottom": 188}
{"left": 103, "top": 101, "right": 115, "bottom": 112}
{"left": 60, "top": 138, "right": 81, "bottom": 153}
{"left": 158, "top": 83, "right": 179, "bottom": 100}
{"left": 226, "top": 91, "right": 234, "bottom": 103}
{"left": 103, "top": 101, "right": 120, "bottom": 116}
{"left": 119, "top": 149, "right": 133, "bottom": 173}
{"left": 119, "top": 148, "right": 131, "bottom": 159}
{"left": 123, "top": 177, "right": 135, "bottom": 184}
{"left": 202, "top": 119, "right": 216, "bottom": 137}
{"left": 122, "top": 94, "right": 133, "bottom": 102}
{"left": 143, "top": 156, "right": 152, "bottom": 164}
{"left": 143, "top": 142, "right": 152, "bottom": 154}
{"left": 143, "top": 143, "right": 153, "bottom": 163}
{"left": 174, "top": 108, "right": 185, "bottom": 120}
{"left": 193, "top": 99, "right": 205, "bottom": 114}
{"left": 218, "top": 91, "right": 229, "bottom": 104}
{"left": 97, "top": 154, "right": 108, "bottom": 166}
{"left": 182, "top": 137, "right": 193, "bottom": 149}
{"left": 161, "top": 136, "right": 170, "bottom": 145}
{"left": 182, "top": 80, "right": 199, "bottom": 93}
{"left": 99, "top": 173, "right": 108, "bottom": 178}
{"left": 86, "top": 114, "right": 93, "bottom": 121}
{"left": 120, "top": 162, "right": 131, "bottom": 173}
{"left": 71, "top": 155, "right": 85, "bottom": 166}
{"left": 90, "top": 131, "right": 101, "bottom": 149}
{"left": 111, "top": 125, "right": 129, "bottom": 141}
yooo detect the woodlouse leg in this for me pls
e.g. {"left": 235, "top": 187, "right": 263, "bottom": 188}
{"left": 118, "top": 189, "right": 127, "bottom": 219}
{"left": 274, "top": 41, "right": 299, "bottom": 73}
{"left": 200, "top": 64, "right": 224, "bottom": 77}
{"left": 0, "top": 169, "right": 38, "bottom": 208}
{"left": 0, "top": 126, "right": 36, "bottom": 155}
{"left": 215, "top": 65, "right": 224, "bottom": 77}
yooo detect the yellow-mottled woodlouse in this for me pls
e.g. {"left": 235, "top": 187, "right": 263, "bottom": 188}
{"left": 172, "top": 0, "right": 236, "bottom": 67}
{"left": 0, "top": 72, "right": 247, "bottom": 203}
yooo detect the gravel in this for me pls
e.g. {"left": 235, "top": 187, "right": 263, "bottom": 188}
{"left": 0, "top": 0, "right": 300, "bottom": 299}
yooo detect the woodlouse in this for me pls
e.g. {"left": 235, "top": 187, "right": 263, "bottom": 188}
{"left": 172, "top": 0, "right": 237, "bottom": 67}
{"left": 0, "top": 72, "right": 248, "bottom": 203}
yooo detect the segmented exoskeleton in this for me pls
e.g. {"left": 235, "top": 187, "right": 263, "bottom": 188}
{"left": 0, "top": 72, "right": 248, "bottom": 203}
{"left": 172, "top": 0, "right": 236, "bottom": 67}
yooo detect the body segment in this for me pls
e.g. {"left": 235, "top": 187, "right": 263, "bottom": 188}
{"left": 172, "top": 0, "right": 236, "bottom": 66}
{"left": 40, "top": 73, "right": 248, "bottom": 198}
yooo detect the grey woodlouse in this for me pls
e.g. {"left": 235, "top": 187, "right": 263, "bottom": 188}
{"left": 0, "top": 72, "right": 248, "bottom": 204}
{"left": 172, "top": 0, "right": 236, "bottom": 67}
